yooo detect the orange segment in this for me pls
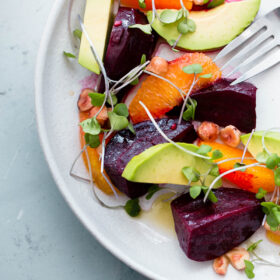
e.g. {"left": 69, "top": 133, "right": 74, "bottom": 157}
{"left": 129, "top": 53, "right": 221, "bottom": 124}
{"left": 121, "top": 0, "right": 193, "bottom": 11}
{"left": 199, "top": 141, "right": 275, "bottom": 193}
{"left": 79, "top": 112, "right": 117, "bottom": 195}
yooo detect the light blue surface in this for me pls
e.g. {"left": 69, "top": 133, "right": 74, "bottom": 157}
{"left": 0, "top": 1, "right": 147, "bottom": 279}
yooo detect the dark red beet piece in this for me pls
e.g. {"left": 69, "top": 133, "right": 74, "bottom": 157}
{"left": 171, "top": 187, "right": 264, "bottom": 262}
{"left": 104, "top": 7, "right": 157, "bottom": 81}
{"left": 191, "top": 79, "right": 257, "bottom": 133}
{"left": 104, "top": 118, "right": 197, "bottom": 198}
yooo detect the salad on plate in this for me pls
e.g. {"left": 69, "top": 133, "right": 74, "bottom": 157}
{"left": 64, "top": 0, "right": 280, "bottom": 278}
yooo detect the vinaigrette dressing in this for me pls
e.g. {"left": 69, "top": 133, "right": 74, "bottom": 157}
{"left": 141, "top": 194, "right": 176, "bottom": 235}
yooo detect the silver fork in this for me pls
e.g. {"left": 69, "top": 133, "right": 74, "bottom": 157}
{"left": 214, "top": 6, "right": 280, "bottom": 85}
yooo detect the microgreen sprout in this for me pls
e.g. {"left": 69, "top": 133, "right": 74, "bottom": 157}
{"left": 244, "top": 238, "right": 280, "bottom": 278}
{"left": 182, "top": 167, "right": 201, "bottom": 183}
{"left": 203, "top": 162, "right": 267, "bottom": 203}
{"left": 73, "top": 29, "right": 82, "bottom": 40}
{"left": 244, "top": 260, "right": 255, "bottom": 279}
{"left": 247, "top": 239, "right": 263, "bottom": 252}
{"left": 234, "top": 162, "right": 246, "bottom": 172}
{"left": 63, "top": 51, "right": 76, "bottom": 58}
{"left": 178, "top": 64, "right": 213, "bottom": 124}
{"left": 88, "top": 92, "right": 106, "bottom": 106}
{"left": 151, "top": 0, "right": 159, "bottom": 25}
{"left": 138, "top": 0, "right": 146, "bottom": 9}
{"left": 129, "top": 24, "right": 152, "bottom": 35}
{"left": 207, "top": 0, "right": 225, "bottom": 9}
{"left": 182, "top": 99, "right": 197, "bottom": 121}
{"left": 124, "top": 198, "right": 141, "bottom": 217}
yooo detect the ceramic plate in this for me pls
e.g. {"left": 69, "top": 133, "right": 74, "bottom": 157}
{"left": 35, "top": 0, "right": 280, "bottom": 279}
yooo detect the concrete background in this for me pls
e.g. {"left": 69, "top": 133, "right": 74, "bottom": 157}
{"left": 0, "top": 1, "right": 147, "bottom": 279}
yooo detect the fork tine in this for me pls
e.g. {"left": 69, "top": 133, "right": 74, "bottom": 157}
{"left": 214, "top": 20, "right": 266, "bottom": 62}
{"left": 225, "top": 40, "right": 278, "bottom": 78}
{"left": 230, "top": 51, "right": 280, "bottom": 85}
{"left": 221, "top": 30, "right": 272, "bottom": 70}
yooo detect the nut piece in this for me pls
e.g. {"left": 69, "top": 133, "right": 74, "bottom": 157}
{"left": 226, "top": 247, "right": 250, "bottom": 270}
{"left": 220, "top": 125, "right": 241, "bottom": 148}
{"left": 197, "top": 121, "right": 219, "bottom": 141}
{"left": 78, "top": 88, "right": 93, "bottom": 112}
{"left": 146, "top": 56, "right": 168, "bottom": 75}
{"left": 89, "top": 106, "right": 108, "bottom": 127}
{"left": 213, "top": 255, "right": 229, "bottom": 275}
{"left": 264, "top": 221, "right": 280, "bottom": 236}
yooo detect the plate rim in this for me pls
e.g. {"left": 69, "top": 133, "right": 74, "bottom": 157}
{"left": 34, "top": 0, "right": 161, "bottom": 279}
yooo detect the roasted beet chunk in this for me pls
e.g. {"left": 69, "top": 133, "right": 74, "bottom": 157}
{"left": 104, "top": 8, "right": 157, "bottom": 81}
{"left": 191, "top": 79, "right": 256, "bottom": 133}
{"left": 171, "top": 188, "right": 264, "bottom": 262}
{"left": 104, "top": 118, "right": 197, "bottom": 198}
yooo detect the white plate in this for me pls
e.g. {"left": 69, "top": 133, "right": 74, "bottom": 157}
{"left": 35, "top": 1, "right": 280, "bottom": 279}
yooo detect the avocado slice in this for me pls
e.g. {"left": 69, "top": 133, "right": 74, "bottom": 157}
{"left": 122, "top": 143, "right": 221, "bottom": 187}
{"left": 241, "top": 131, "right": 280, "bottom": 158}
{"left": 78, "top": 0, "right": 114, "bottom": 74}
{"left": 147, "top": 0, "right": 261, "bottom": 51}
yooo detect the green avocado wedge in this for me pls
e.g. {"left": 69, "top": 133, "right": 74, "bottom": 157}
{"left": 78, "top": 0, "right": 114, "bottom": 74}
{"left": 147, "top": 0, "right": 261, "bottom": 51}
{"left": 122, "top": 143, "right": 221, "bottom": 188}
{"left": 241, "top": 131, "right": 280, "bottom": 158}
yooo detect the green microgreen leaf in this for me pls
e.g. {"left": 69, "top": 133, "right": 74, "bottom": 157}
{"left": 80, "top": 117, "right": 101, "bottom": 135}
{"left": 84, "top": 133, "right": 100, "bottom": 148}
{"left": 107, "top": 94, "right": 118, "bottom": 106}
{"left": 73, "top": 29, "right": 82, "bottom": 40}
{"left": 114, "top": 103, "right": 129, "bottom": 117}
{"left": 177, "top": 19, "right": 189, "bottom": 35}
{"left": 247, "top": 239, "right": 263, "bottom": 252}
{"left": 182, "top": 167, "right": 200, "bottom": 183}
{"left": 63, "top": 51, "right": 76, "bottom": 58}
{"left": 160, "top": 9, "right": 182, "bottom": 24}
{"left": 261, "top": 202, "right": 280, "bottom": 231}
{"left": 183, "top": 9, "right": 189, "bottom": 18}
{"left": 130, "top": 77, "right": 139, "bottom": 86}
{"left": 256, "top": 149, "right": 270, "bottom": 163}
{"left": 182, "top": 99, "right": 197, "bottom": 121}
{"left": 141, "top": 54, "right": 147, "bottom": 65}
{"left": 266, "top": 153, "right": 280, "bottom": 169}
{"left": 199, "top": 73, "right": 213, "bottom": 79}
{"left": 207, "top": 0, "right": 225, "bottom": 9}
{"left": 256, "top": 188, "right": 267, "bottom": 199}
{"left": 189, "top": 186, "right": 202, "bottom": 199}
{"left": 108, "top": 111, "right": 129, "bottom": 131}
{"left": 138, "top": 0, "right": 146, "bottom": 9}
{"left": 202, "top": 187, "right": 218, "bottom": 203}
{"left": 88, "top": 92, "right": 106, "bottom": 107}
{"left": 168, "top": 39, "right": 176, "bottom": 46}
{"left": 209, "top": 165, "right": 220, "bottom": 177}
{"left": 234, "top": 162, "right": 246, "bottom": 172}
{"left": 183, "top": 64, "right": 203, "bottom": 74}
{"left": 146, "top": 185, "right": 161, "bottom": 200}
{"left": 128, "top": 123, "right": 136, "bottom": 134}
{"left": 275, "top": 167, "right": 280, "bottom": 186}
{"left": 124, "top": 199, "right": 141, "bottom": 217}
{"left": 244, "top": 260, "right": 255, "bottom": 279}
{"left": 129, "top": 24, "right": 152, "bottom": 35}
{"left": 212, "top": 150, "right": 223, "bottom": 160}
{"left": 197, "top": 144, "right": 212, "bottom": 156}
